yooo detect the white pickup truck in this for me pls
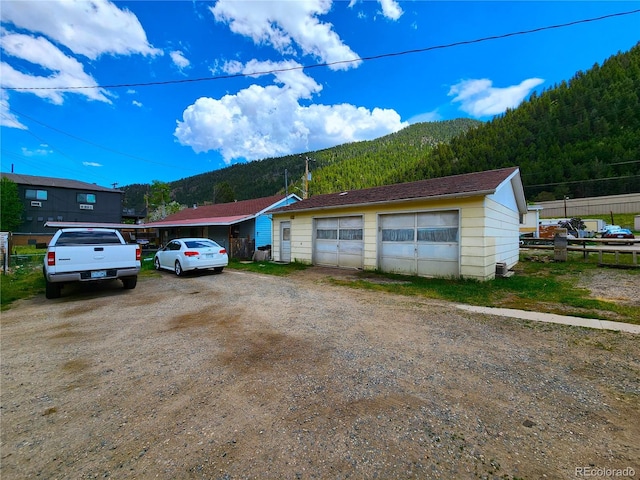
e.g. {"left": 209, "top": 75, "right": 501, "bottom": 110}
{"left": 43, "top": 228, "right": 141, "bottom": 299}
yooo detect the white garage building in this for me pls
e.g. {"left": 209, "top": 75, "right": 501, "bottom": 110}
{"left": 270, "top": 167, "right": 527, "bottom": 281}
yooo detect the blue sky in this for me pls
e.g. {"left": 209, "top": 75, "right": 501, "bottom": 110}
{"left": 1, "top": 1, "right": 638, "bottom": 188}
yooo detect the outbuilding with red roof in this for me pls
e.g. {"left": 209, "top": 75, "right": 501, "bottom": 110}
{"left": 145, "top": 194, "right": 300, "bottom": 258}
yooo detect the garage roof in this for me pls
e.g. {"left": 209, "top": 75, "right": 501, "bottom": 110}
{"left": 271, "top": 167, "right": 526, "bottom": 214}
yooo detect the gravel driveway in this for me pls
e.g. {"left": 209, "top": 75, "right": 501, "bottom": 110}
{"left": 1, "top": 268, "right": 638, "bottom": 479}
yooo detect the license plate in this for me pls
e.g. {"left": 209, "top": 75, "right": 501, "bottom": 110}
{"left": 205, "top": 253, "right": 214, "bottom": 258}
{"left": 91, "top": 270, "right": 107, "bottom": 278}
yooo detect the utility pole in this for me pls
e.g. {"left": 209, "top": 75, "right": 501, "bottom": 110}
{"left": 304, "top": 156, "right": 309, "bottom": 199}
{"left": 284, "top": 169, "right": 288, "bottom": 204}
{"left": 301, "top": 155, "right": 314, "bottom": 199}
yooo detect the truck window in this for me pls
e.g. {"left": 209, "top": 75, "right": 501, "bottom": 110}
{"left": 56, "top": 231, "right": 122, "bottom": 246}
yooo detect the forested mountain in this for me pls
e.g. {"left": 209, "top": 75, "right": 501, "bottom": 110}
{"left": 123, "top": 43, "right": 639, "bottom": 212}
{"left": 122, "top": 118, "right": 480, "bottom": 211}
{"left": 425, "top": 43, "right": 640, "bottom": 200}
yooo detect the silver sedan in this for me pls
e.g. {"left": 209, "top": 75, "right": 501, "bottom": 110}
{"left": 154, "top": 238, "right": 228, "bottom": 276}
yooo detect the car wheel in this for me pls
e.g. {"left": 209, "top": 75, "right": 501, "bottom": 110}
{"left": 175, "top": 260, "right": 183, "bottom": 276}
{"left": 214, "top": 267, "right": 224, "bottom": 274}
{"left": 154, "top": 257, "right": 161, "bottom": 270}
{"left": 45, "top": 280, "right": 61, "bottom": 299}
{"left": 122, "top": 276, "right": 137, "bottom": 289}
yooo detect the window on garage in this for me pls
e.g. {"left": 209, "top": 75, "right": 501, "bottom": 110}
{"left": 417, "top": 211, "right": 458, "bottom": 242}
{"left": 316, "top": 218, "right": 337, "bottom": 239}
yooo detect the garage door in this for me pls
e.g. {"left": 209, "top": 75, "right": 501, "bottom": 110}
{"left": 379, "top": 211, "right": 459, "bottom": 277}
{"left": 314, "top": 216, "right": 363, "bottom": 268}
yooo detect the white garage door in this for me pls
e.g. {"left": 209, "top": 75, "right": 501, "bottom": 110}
{"left": 379, "top": 211, "right": 459, "bottom": 277}
{"left": 314, "top": 216, "right": 363, "bottom": 268}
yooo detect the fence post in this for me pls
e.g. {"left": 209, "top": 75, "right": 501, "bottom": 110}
{"left": 554, "top": 228, "right": 568, "bottom": 262}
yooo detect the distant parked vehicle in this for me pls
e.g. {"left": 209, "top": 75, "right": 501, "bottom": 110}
{"left": 601, "top": 227, "right": 635, "bottom": 244}
{"left": 154, "top": 238, "right": 228, "bottom": 276}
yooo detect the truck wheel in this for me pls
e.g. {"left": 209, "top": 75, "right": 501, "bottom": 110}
{"left": 45, "top": 280, "right": 61, "bottom": 299}
{"left": 122, "top": 276, "right": 137, "bottom": 289}
{"left": 175, "top": 261, "right": 183, "bottom": 276}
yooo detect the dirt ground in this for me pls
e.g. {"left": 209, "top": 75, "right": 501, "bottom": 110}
{"left": 1, "top": 267, "right": 639, "bottom": 479}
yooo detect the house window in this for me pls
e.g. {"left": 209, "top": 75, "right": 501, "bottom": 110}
{"left": 25, "top": 189, "right": 48, "bottom": 200}
{"left": 77, "top": 193, "right": 96, "bottom": 203}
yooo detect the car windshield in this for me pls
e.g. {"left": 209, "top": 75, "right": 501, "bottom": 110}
{"left": 184, "top": 240, "right": 219, "bottom": 249}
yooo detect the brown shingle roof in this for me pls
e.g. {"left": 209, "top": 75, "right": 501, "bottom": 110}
{"left": 1, "top": 173, "right": 120, "bottom": 192}
{"left": 272, "top": 167, "right": 521, "bottom": 213}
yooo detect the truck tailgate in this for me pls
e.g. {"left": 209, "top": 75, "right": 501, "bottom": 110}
{"left": 48, "top": 245, "right": 138, "bottom": 274}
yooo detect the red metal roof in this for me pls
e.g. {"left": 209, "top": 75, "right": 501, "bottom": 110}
{"left": 145, "top": 194, "right": 294, "bottom": 227}
{"left": 271, "top": 167, "right": 521, "bottom": 213}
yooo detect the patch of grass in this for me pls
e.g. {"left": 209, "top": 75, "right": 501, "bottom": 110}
{"left": 227, "top": 258, "right": 309, "bottom": 276}
{"left": 330, "top": 256, "right": 640, "bottom": 324}
{"left": 140, "top": 253, "right": 158, "bottom": 273}
{"left": 569, "top": 213, "right": 638, "bottom": 232}
{"left": 11, "top": 245, "right": 47, "bottom": 255}
{"left": 1, "top": 265, "right": 45, "bottom": 310}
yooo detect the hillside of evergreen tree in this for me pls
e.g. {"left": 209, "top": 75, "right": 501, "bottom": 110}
{"left": 123, "top": 42, "right": 639, "bottom": 212}
{"left": 425, "top": 43, "right": 640, "bottom": 201}
{"left": 122, "top": 118, "right": 480, "bottom": 212}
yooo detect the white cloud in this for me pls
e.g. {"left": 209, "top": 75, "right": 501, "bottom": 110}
{"left": 0, "top": 91, "right": 27, "bottom": 130}
{"left": 21, "top": 146, "right": 53, "bottom": 156}
{"left": 211, "top": 0, "right": 361, "bottom": 70}
{"left": 83, "top": 162, "right": 103, "bottom": 167}
{"left": 407, "top": 110, "right": 442, "bottom": 124}
{"left": 378, "top": 0, "right": 403, "bottom": 20}
{"left": 449, "top": 78, "right": 544, "bottom": 117}
{"left": 0, "top": 32, "right": 111, "bottom": 104}
{"left": 170, "top": 50, "right": 190, "bottom": 70}
{"left": 1, "top": 1, "right": 160, "bottom": 107}
{"left": 132, "top": 100, "right": 143, "bottom": 107}
{"left": 348, "top": 0, "right": 402, "bottom": 20}
{"left": 1, "top": 0, "right": 161, "bottom": 60}
{"left": 174, "top": 61, "right": 406, "bottom": 162}
{"left": 127, "top": 89, "right": 137, "bottom": 95}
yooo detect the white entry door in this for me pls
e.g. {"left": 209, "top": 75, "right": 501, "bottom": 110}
{"left": 280, "top": 221, "right": 291, "bottom": 262}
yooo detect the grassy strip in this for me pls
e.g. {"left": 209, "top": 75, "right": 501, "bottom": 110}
{"left": 329, "top": 255, "right": 639, "bottom": 324}
{"left": 227, "top": 258, "right": 309, "bottom": 276}
{"left": 2, "top": 255, "right": 638, "bottom": 324}
{"left": 1, "top": 266, "right": 45, "bottom": 311}
{"left": 562, "top": 213, "right": 637, "bottom": 232}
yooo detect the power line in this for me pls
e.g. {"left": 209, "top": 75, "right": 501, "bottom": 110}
{"left": 525, "top": 174, "right": 640, "bottom": 189}
{"left": 2, "top": 9, "right": 638, "bottom": 92}
{"left": 6, "top": 107, "right": 203, "bottom": 173}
